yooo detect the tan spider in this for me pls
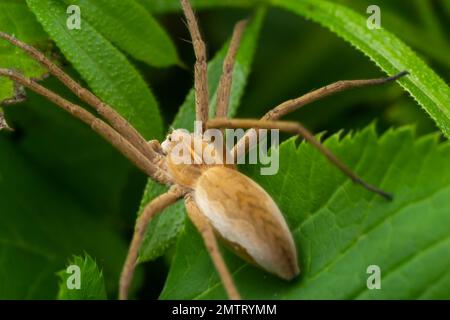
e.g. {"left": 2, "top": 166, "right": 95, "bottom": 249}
{"left": 0, "top": 0, "right": 407, "bottom": 300}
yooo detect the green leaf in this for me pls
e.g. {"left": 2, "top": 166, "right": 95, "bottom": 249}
{"left": 161, "top": 125, "right": 450, "bottom": 299}
{"left": 0, "top": 0, "right": 48, "bottom": 102}
{"left": 64, "top": 0, "right": 180, "bottom": 68}
{"left": 333, "top": 0, "right": 450, "bottom": 70}
{"left": 26, "top": 0, "right": 163, "bottom": 139}
{"left": 57, "top": 254, "right": 107, "bottom": 300}
{"left": 271, "top": 0, "right": 450, "bottom": 138}
{"left": 0, "top": 137, "right": 127, "bottom": 299}
{"left": 137, "top": 8, "right": 266, "bottom": 263}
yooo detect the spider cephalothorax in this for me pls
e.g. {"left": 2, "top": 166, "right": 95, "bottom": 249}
{"left": 0, "top": 0, "right": 408, "bottom": 300}
{"left": 161, "top": 127, "right": 300, "bottom": 279}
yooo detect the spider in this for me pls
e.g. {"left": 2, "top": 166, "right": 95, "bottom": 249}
{"left": 0, "top": 0, "right": 407, "bottom": 300}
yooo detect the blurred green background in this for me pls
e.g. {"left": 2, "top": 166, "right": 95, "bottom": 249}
{"left": 0, "top": 0, "right": 448, "bottom": 299}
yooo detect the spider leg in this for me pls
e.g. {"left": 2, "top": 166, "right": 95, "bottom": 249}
{"left": 0, "top": 68, "right": 170, "bottom": 184}
{"left": 119, "top": 186, "right": 185, "bottom": 300}
{"left": 185, "top": 197, "right": 241, "bottom": 300}
{"left": 233, "top": 71, "right": 409, "bottom": 158}
{"left": 0, "top": 31, "right": 157, "bottom": 162}
{"left": 208, "top": 118, "right": 393, "bottom": 201}
{"left": 263, "top": 71, "right": 409, "bottom": 120}
{"left": 215, "top": 19, "right": 248, "bottom": 119}
{"left": 180, "top": 0, "right": 209, "bottom": 129}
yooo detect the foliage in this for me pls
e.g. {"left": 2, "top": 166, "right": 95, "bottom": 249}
{"left": 0, "top": 0, "right": 449, "bottom": 300}
{"left": 272, "top": 0, "right": 450, "bottom": 138}
{"left": 0, "top": 1, "right": 47, "bottom": 102}
{"left": 26, "top": 0, "right": 163, "bottom": 139}
{"left": 162, "top": 126, "right": 450, "bottom": 299}
{"left": 57, "top": 254, "right": 107, "bottom": 300}
{"left": 0, "top": 137, "right": 126, "bottom": 299}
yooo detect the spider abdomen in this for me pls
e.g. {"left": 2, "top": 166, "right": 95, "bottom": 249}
{"left": 194, "top": 166, "right": 300, "bottom": 280}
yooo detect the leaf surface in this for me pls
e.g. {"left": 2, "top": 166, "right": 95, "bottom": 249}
{"left": 26, "top": 0, "right": 163, "bottom": 139}
{"left": 57, "top": 254, "right": 107, "bottom": 300}
{"left": 0, "top": 1, "right": 48, "bottom": 104}
{"left": 0, "top": 137, "right": 127, "bottom": 299}
{"left": 64, "top": 0, "right": 179, "bottom": 67}
{"left": 161, "top": 126, "right": 450, "bottom": 299}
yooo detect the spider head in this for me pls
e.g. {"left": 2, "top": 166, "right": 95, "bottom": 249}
{"left": 161, "top": 129, "right": 204, "bottom": 188}
{"left": 161, "top": 129, "right": 192, "bottom": 155}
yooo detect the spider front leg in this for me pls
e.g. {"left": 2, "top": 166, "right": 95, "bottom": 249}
{"left": 119, "top": 186, "right": 186, "bottom": 300}
{"left": 185, "top": 197, "right": 241, "bottom": 300}
{"left": 232, "top": 71, "right": 409, "bottom": 158}
{"left": 0, "top": 31, "right": 158, "bottom": 162}
{"left": 263, "top": 71, "right": 409, "bottom": 121}
{"left": 208, "top": 118, "right": 393, "bottom": 200}
{"left": 0, "top": 68, "right": 170, "bottom": 184}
